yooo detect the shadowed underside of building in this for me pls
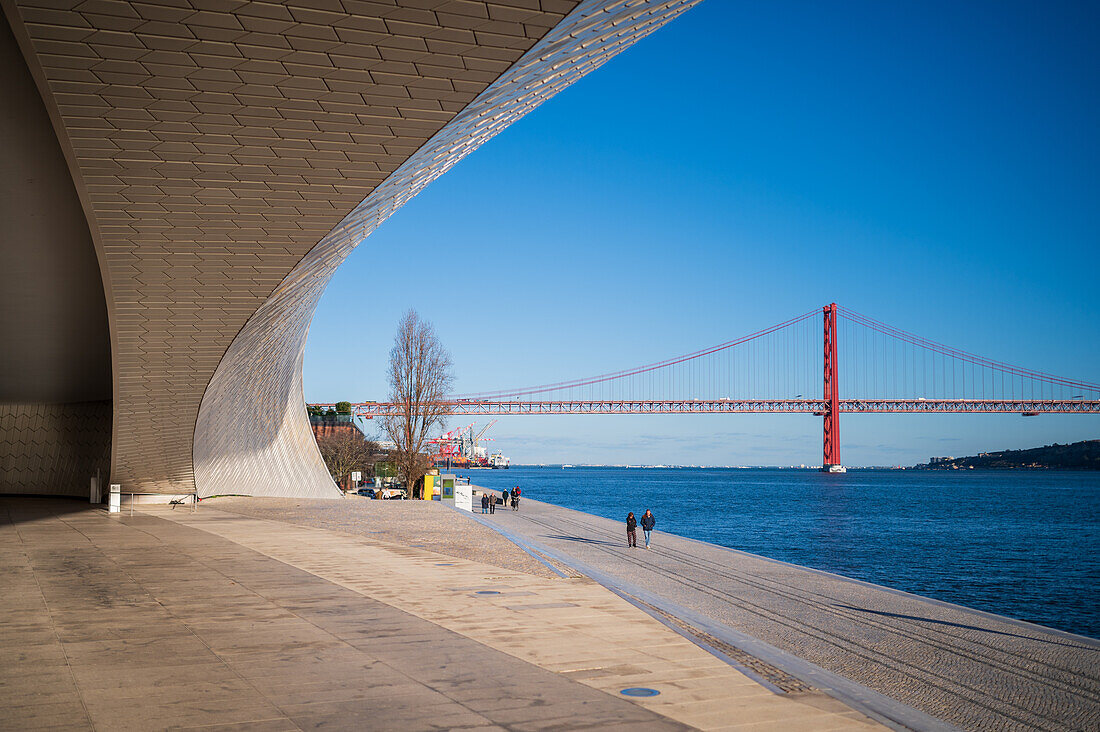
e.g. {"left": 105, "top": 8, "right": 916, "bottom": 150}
{"left": 0, "top": 0, "right": 699, "bottom": 499}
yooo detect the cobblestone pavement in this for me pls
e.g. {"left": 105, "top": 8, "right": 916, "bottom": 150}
{"left": 482, "top": 499, "right": 1100, "bottom": 732}
{"left": 206, "top": 495, "right": 559, "bottom": 579}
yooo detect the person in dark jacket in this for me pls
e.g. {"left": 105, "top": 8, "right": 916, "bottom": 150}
{"left": 640, "top": 509, "right": 656, "bottom": 548}
{"left": 626, "top": 512, "right": 638, "bottom": 548}
{"left": 480, "top": 491, "right": 489, "bottom": 514}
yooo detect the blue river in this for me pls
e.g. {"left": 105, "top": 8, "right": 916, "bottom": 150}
{"left": 466, "top": 466, "right": 1100, "bottom": 639}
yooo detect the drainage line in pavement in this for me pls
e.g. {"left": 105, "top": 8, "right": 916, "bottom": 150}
{"left": 604, "top": 584, "right": 791, "bottom": 695}
{"left": 464, "top": 509, "right": 960, "bottom": 732}
{"left": 455, "top": 508, "right": 570, "bottom": 579}
{"left": 466, "top": 509, "right": 790, "bottom": 696}
{"left": 669, "top": 531, "right": 1100, "bottom": 650}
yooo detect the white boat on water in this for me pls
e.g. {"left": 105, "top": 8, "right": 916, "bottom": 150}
{"left": 562, "top": 464, "right": 573, "bottom": 469}
{"left": 824, "top": 465, "right": 847, "bottom": 474}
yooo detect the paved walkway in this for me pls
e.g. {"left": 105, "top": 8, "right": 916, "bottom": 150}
{"left": 205, "top": 495, "right": 562, "bottom": 579}
{"left": 474, "top": 497, "right": 1100, "bottom": 732}
{"left": 2, "top": 497, "right": 882, "bottom": 731}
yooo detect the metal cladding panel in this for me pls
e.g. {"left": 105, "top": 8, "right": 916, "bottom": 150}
{"left": 4, "top": 0, "right": 699, "bottom": 497}
{"left": 2, "top": 0, "right": 582, "bottom": 494}
{"left": 0, "top": 401, "right": 111, "bottom": 496}
{"left": 193, "top": 0, "right": 701, "bottom": 499}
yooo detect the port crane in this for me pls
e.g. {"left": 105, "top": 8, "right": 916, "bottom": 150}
{"left": 467, "top": 420, "right": 498, "bottom": 458}
{"left": 426, "top": 420, "right": 509, "bottom": 468}
{"left": 427, "top": 422, "right": 474, "bottom": 462}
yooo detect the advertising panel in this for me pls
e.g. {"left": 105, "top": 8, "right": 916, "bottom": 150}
{"left": 454, "top": 482, "right": 473, "bottom": 512}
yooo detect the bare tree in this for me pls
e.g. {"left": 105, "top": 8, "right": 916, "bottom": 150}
{"left": 317, "top": 431, "right": 383, "bottom": 491}
{"left": 382, "top": 310, "right": 453, "bottom": 498}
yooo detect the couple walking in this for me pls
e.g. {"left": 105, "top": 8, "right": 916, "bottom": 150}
{"left": 626, "top": 509, "right": 656, "bottom": 548}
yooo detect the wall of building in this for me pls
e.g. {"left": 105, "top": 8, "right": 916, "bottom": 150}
{"left": 0, "top": 402, "right": 111, "bottom": 496}
{"left": 2, "top": 0, "right": 698, "bottom": 499}
{"left": 310, "top": 417, "right": 362, "bottom": 440}
{"left": 0, "top": 15, "right": 112, "bottom": 496}
{"left": 190, "top": 0, "right": 700, "bottom": 500}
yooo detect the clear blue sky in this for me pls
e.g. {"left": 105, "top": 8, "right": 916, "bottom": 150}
{"left": 304, "top": 0, "right": 1100, "bottom": 466}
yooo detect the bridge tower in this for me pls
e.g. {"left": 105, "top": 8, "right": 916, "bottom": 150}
{"left": 822, "top": 303, "right": 842, "bottom": 471}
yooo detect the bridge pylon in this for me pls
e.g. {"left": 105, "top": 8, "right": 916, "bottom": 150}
{"left": 822, "top": 303, "right": 843, "bottom": 472}
{"left": 319, "top": 302, "right": 1100, "bottom": 460}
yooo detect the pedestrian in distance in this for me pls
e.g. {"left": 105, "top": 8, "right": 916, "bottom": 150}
{"left": 480, "top": 491, "right": 489, "bottom": 514}
{"left": 489, "top": 489, "right": 496, "bottom": 514}
{"left": 640, "top": 509, "right": 656, "bottom": 548}
{"left": 626, "top": 512, "right": 638, "bottom": 548}
{"left": 511, "top": 486, "right": 521, "bottom": 511}
{"left": 502, "top": 487, "right": 510, "bottom": 509}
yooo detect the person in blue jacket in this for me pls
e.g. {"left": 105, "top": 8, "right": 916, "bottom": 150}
{"left": 640, "top": 509, "right": 656, "bottom": 548}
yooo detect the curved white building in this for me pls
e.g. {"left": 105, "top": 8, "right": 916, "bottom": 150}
{"left": 0, "top": 0, "right": 699, "bottom": 499}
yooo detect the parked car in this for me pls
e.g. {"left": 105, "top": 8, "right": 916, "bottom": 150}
{"left": 356, "top": 487, "right": 376, "bottom": 498}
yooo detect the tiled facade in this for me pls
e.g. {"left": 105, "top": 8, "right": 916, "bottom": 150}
{"left": 0, "top": 402, "right": 111, "bottom": 495}
{"left": 2, "top": 0, "right": 699, "bottom": 497}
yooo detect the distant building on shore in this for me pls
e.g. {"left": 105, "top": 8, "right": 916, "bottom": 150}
{"left": 309, "top": 413, "right": 361, "bottom": 441}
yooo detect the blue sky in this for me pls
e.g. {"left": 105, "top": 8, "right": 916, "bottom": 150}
{"left": 304, "top": 0, "right": 1100, "bottom": 466}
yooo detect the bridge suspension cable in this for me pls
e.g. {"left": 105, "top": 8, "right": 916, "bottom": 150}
{"left": 317, "top": 303, "right": 1100, "bottom": 469}
{"left": 449, "top": 308, "right": 821, "bottom": 401}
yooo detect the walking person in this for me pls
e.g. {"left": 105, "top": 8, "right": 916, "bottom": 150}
{"left": 511, "top": 486, "right": 521, "bottom": 511}
{"left": 502, "top": 487, "right": 510, "bottom": 511}
{"left": 640, "top": 509, "right": 656, "bottom": 548}
{"left": 480, "top": 491, "right": 489, "bottom": 514}
{"left": 626, "top": 512, "right": 638, "bottom": 548}
{"left": 489, "top": 489, "right": 496, "bottom": 514}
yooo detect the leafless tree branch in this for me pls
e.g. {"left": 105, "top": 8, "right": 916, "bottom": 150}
{"left": 317, "top": 430, "right": 384, "bottom": 490}
{"left": 381, "top": 310, "right": 453, "bottom": 497}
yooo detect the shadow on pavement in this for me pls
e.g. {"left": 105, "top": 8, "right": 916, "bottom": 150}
{"left": 835, "top": 603, "right": 1097, "bottom": 649}
{"left": 543, "top": 533, "right": 622, "bottom": 547}
{"left": 1, "top": 496, "right": 103, "bottom": 529}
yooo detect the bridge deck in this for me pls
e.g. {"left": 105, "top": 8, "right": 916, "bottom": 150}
{"left": 341, "top": 398, "right": 1100, "bottom": 417}
{"left": 478, "top": 497, "right": 1100, "bottom": 732}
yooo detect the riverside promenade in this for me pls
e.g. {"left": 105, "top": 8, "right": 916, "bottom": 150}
{"left": 472, "top": 495, "right": 1100, "bottom": 732}
{"left": 2, "top": 496, "right": 883, "bottom": 731}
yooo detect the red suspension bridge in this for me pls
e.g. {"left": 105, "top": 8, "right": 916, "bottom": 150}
{"left": 315, "top": 304, "right": 1100, "bottom": 470}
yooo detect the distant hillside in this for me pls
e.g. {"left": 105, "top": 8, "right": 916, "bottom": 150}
{"left": 914, "top": 440, "right": 1100, "bottom": 470}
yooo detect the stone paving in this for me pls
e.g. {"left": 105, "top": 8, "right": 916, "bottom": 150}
{"left": 160, "top": 503, "right": 882, "bottom": 731}
{"left": 477, "top": 498, "right": 1100, "bottom": 732}
{"left": 1, "top": 498, "right": 686, "bottom": 731}
{"left": 2, "top": 497, "right": 883, "bottom": 731}
{"left": 207, "top": 495, "right": 559, "bottom": 579}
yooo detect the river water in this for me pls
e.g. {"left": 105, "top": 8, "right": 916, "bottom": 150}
{"left": 468, "top": 466, "right": 1100, "bottom": 639}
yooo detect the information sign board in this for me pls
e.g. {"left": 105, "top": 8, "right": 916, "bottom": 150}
{"left": 454, "top": 482, "right": 473, "bottom": 512}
